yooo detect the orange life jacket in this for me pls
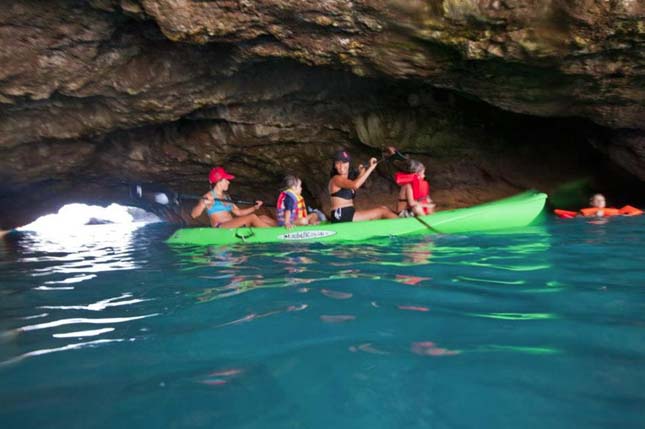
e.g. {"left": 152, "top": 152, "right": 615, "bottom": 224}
{"left": 555, "top": 205, "right": 643, "bottom": 218}
{"left": 579, "top": 206, "right": 643, "bottom": 217}
{"left": 395, "top": 172, "right": 431, "bottom": 214}
{"left": 580, "top": 207, "right": 620, "bottom": 217}
{"left": 554, "top": 209, "right": 577, "bottom": 219}
{"left": 618, "top": 205, "right": 644, "bottom": 216}
{"left": 276, "top": 189, "right": 307, "bottom": 225}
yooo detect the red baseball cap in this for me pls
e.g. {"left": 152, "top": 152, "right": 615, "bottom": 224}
{"left": 209, "top": 166, "right": 235, "bottom": 183}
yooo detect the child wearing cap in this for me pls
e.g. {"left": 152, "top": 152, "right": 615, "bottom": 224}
{"left": 191, "top": 166, "right": 276, "bottom": 228}
{"left": 276, "top": 175, "right": 323, "bottom": 229}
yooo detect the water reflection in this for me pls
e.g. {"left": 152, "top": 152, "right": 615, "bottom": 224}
{"left": 170, "top": 227, "right": 557, "bottom": 305}
{"left": 37, "top": 293, "right": 153, "bottom": 311}
{"left": 16, "top": 223, "right": 152, "bottom": 275}
{"left": 4, "top": 219, "right": 645, "bottom": 428}
{"left": 411, "top": 341, "right": 461, "bottom": 356}
{"left": 215, "top": 303, "right": 308, "bottom": 328}
{"left": 3, "top": 224, "right": 559, "bottom": 371}
{"left": 1, "top": 338, "right": 126, "bottom": 366}
{"left": 0, "top": 223, "right": 163, "bottom": 367}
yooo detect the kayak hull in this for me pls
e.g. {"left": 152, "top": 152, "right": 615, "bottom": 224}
{"left": 167, "top": 191, "right": 547, "bottom": 246}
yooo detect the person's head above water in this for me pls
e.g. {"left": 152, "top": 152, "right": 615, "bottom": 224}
{"left": 282, "top": 175, "right": 302, "bottom": 194}
{"left": 209, "top": 166, "right": 235, "bottom": 190}
{"left": 589, "top": 193, "right": 606, "bottom": 208}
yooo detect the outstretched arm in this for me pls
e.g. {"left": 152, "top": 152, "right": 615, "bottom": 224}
{"left": 332, "top": 158, "right": 379, "bottom": 190}
{"left": 232, "top": 201, "right": 263, "bottom": 216}
{"left": 191, "top": 193, "right": 212, "bottom": 218}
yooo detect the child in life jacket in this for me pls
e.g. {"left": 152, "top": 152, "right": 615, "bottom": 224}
{"left": 554, "top": 193, "right": 643, "bottom": 218}
{"left": 582, "top": 194, "right": 611, "bottom": 217}
{"left": 579, "top": 193, "right": 642, "bottom": 217}
{"left": 276, "top": 175, "right": 323, "bottom": 228}
{"left": 395, "top": 160, "right": 436, "bottom": 217}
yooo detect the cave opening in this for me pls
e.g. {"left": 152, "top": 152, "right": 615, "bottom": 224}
{"left": 18, "top": 203, "right": 161, "bottom": 235}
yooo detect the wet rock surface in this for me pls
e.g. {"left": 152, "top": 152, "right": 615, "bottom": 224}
{"left": 0, "top": 0, "right": 643, "bottom": 228}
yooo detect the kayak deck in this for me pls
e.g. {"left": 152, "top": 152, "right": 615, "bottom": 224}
{"left": 167, "top": 191, "right": 547, "bottom": 246}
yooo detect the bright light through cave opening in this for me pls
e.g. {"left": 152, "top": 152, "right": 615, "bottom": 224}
{"left": 18, "top": 203, "right": 161, "bottom": 234}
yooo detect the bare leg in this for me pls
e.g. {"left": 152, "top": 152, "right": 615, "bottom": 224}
{"left": 353, "top": 206, "right": 398, "bottom": 221}
{"left": 397, "top": 187, "right": 408, "bottom": 214}
{"left": 0, "top": 230, "right": 9, "bottom": 239}
{"left": 258, "top": 215, "right": 277, "bottom": 227}
{"left": 295, "top": 213, "right": 320, "bottom": 226}
{"left": 307, "top": 213, "right": 320, "bottom": 225}
{"left": 411, "top": 206, "right": 423, "bottom": 216}
{"left": 220, "top": 214, "right": 273, "bottom": 228}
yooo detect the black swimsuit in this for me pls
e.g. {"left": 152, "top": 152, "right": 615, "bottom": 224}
{"left": 331, "top": 207, "right": 355, "bottom": 223}
{"left": 331, "top": 188, "right": 355, "bottom": 200}
{"left": 330, "top": 187, "right": 356, "bottom": 223}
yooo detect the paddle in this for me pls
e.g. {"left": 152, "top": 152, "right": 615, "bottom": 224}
{"left": 379, "top": 146, "right": 408, "bottom": 164}
{"left": 412, "top": 215, "right": 440, "bottom": 233}
{"left": 176, "top": 194, "right": 277, "bottom": 209}
{"left": 136, "top": 147, "right": 408, "bottom": 213}
{"left": 133, "top": 186, "right": 276, "bottom": 208}
{"left": 356, "top": 147, "right": 408, "bottom": 175}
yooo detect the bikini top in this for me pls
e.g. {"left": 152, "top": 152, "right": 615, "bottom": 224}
{"left": 330, "top": 187, "right": 355, "bottom": 200}
{"left": 206, "top": 190, "right": 233, "bottom": 215}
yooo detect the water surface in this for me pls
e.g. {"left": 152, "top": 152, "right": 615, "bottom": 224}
{"left": 1, "top": 218, "right": 644, "bottom": 428}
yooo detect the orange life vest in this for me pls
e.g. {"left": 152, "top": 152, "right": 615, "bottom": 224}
{"left": 553, "top": 209, "right": 576, "bottom": 219}
{"left": 618, "top": 205, "right": 644, "bottom": 216}
{"left": 555, "top": 205, "right": 643, "bottom": 218}
{"left": 578, "top": 206, "right": 642, "bottom": 217}
{"left": 276, "top": 189, "right": 307, "bottom": 225}
{"left": 395, "top": 172, "right": 431, "bottom": 214}
{"left": 580, "top": 207, "right": 620, "bottom": 217}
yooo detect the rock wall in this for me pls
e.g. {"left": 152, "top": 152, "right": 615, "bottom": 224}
{"left": 0, "top": 0, "right": 643, "bottom": 228}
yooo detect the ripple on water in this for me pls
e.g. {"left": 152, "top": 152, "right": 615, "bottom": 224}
{"left": 1, "top": 220, "right": 645, "bottom": 428}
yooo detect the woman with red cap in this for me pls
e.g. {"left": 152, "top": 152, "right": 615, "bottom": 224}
{"left": 328, "top": 150, "right": 398, "bottom": 223}
{"left": 191, "top": 166, "right": 276, "bottom": 228}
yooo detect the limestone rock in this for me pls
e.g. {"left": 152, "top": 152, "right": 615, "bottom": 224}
{"left": 0, "top": 0, "right": 643, "bottom": 228}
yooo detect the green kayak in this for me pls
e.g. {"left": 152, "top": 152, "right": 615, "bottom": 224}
{"left": 166, "top": 190, "right": 547, "bottom": 246}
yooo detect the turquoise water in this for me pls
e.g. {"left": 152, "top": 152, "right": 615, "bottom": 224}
{"left": 1, "top": 218, "right": 644, "bottom": 428}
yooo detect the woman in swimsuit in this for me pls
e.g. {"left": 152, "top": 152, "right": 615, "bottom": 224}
{"left": 191, "top": 166, "right": 276, "bottom": 228}
{"left": 328, "top": 150, "right": 398, "bottom": 223}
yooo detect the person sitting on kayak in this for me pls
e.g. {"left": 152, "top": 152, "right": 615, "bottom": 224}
{"left": 328, "top": 149, "right": 398, "bottom": 223}
{"left": 276, "top": 175, "right": 322, "bottom": 229}
{"left": 395, "top": 160, "right": 436, "bottom": 217}
{"left": 191, "top": 166, "right": 276, "bottom": 228}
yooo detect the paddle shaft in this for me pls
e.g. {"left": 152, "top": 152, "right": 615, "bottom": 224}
{"left": 140, "top": 148, "right": 406, "bottom": 209}
{"left": 412, "top": 215, "right": 440, "bottom": 233}
{"left": 379, "top": 149, "right": 407, "bottom": 164}
{"left": 357, "top": 150, "right": 407, "bottom": 172}
{"left": 180, "top": 193, "right": 276, "bottom": 208}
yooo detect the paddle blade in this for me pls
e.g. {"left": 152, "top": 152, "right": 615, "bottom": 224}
{"left": 391, "top": 151, "right": 408, "bottom": 161}
{"left": 154, "top": 193, "right": 170, "bottom": 205}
